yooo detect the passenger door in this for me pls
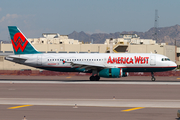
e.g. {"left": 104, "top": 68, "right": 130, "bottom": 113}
{"left": 150, "top": 55, "right": 156, "bottom": 65}
{"left": 37, "top": 55, "right": 42, "bottom": 65}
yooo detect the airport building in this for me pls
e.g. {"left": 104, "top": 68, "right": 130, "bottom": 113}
{"left": 0, "top": 33, "right": 178, "bottom": 70}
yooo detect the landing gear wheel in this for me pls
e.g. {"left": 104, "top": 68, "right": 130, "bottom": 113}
{"left": 151, "top": 77, "right": 156, "bottom": 81}
{"left": 90, "top": 76, "right": 95, "bottom": 81}
{"left": 90, "top": 75, "right": 100, "bottom": 81}
{"left": 95, "top": 75, "right": 100, "bottom": 81}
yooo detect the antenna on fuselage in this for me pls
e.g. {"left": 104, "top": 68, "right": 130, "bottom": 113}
{"left": 154, "top": 50, "right": 157, "bottom": 54}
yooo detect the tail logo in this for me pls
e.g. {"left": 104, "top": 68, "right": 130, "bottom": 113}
{"left": 11, "top": 32, "right": 28, "bottom": 52}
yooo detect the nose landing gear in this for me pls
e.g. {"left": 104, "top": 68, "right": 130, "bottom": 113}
{"left": 151, "top": 72, "right": 156, "bottom": 81}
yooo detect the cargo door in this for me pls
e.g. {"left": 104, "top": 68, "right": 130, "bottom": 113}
{"left": 37, "top": 55, "right": 42, "bottom": 65}
{"left": 150, "top": 55, "right": 156, "bottom": 65}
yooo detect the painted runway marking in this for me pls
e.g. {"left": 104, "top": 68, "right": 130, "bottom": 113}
{"left": 8, "top": 105, "right": 33, "bottom": 109}
{"left": 66, "top": 76, "right": 71, "bottom": 78}
{"left": 122, "top": 107, "right": 145, "bottom": 112}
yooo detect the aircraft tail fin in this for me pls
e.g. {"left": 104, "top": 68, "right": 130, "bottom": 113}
{"left": 8, "top": 26, "right": 41, "bottom": 55}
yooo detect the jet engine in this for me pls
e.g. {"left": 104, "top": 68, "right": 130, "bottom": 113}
{"left": 98, "top": 68, "right": 123, "bottom": 78}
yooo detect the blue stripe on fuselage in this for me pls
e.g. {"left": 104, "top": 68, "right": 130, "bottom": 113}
{"left": 37, "top": 66, "right": 176, "bottom": 72}
{"left": 122, "top": 67, "right": 176, "bottom": 72}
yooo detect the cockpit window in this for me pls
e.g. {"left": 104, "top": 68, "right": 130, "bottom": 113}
{"left": 161, "top": 58, "right": 170, "bottom": 61}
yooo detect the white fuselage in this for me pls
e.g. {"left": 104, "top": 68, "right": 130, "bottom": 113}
{"left": 5, "top": 53, "right": 177, "bottom": 73}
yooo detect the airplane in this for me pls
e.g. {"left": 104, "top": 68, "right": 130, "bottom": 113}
{"left": 5, "top": 26, "right": 177, "bottom": 81}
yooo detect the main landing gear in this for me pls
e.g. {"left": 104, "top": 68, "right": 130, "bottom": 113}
{"left": 90, "top": 75, "right": 100, "bottom": 81}
{"left": 90, "top": 70, "right": 100, "bottom": 81}
{"left": 151, "top": 72, "right": 156, "bottom": 81}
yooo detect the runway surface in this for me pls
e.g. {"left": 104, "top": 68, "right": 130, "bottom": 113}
{"left": 0, "top": 75, "right": 180, "bottom": 120}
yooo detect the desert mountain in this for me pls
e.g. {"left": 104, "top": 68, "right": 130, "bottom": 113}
{"left": 69, "top": 24, "right": 180, "bottom": 45}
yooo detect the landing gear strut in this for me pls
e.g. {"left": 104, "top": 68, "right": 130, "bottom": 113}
{"left": 151, "top": 72, "right": 156, "bottom": 81}
{"left": 90, "top": 75, "right": 100, "bottom": 81}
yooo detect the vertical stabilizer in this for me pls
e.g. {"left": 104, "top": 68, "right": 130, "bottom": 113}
{"left": 8, "top": 26, "right": 41, "bottom": 54}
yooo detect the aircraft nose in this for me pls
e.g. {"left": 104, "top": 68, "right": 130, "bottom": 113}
{"left": 170, "top": 61, "right": 177, "bottom": 68}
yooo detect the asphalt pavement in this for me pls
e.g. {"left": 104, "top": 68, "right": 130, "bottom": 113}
{"left": 0, "top": 75, "right": 180, "bottom": 120}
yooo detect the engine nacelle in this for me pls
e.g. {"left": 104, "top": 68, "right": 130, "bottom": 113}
{"left": 122, "top": 72, "right": 129, "bottom": 77}
{"left": 98, "top": 68, "right": 123, "bottom": 78}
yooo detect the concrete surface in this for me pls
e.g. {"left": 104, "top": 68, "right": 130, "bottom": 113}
{"left": 0, "top": 76, "right": 180, "bottom": 120}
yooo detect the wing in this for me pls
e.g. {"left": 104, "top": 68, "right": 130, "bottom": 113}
{"left": 69, "top": 62, "right": 106, "bottom": 71}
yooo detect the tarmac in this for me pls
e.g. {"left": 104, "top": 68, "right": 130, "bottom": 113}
{"left": 0, "top": 75, "right": 180, "bottom": 120}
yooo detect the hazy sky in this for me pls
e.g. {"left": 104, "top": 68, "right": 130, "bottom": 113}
{"left": 0, "top": 0, "right": 180, "bottom": 40}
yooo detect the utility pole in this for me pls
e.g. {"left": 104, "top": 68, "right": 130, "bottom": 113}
{"left": 153, "top": 9, "right": 159, "bottom": 41}
{"left": 109, "top": 38, "right": 113, "bottom": 53}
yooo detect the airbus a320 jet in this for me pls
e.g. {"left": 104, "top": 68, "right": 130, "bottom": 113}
{"left": 5, "top": 26, "right": 177, "bottom": 81}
